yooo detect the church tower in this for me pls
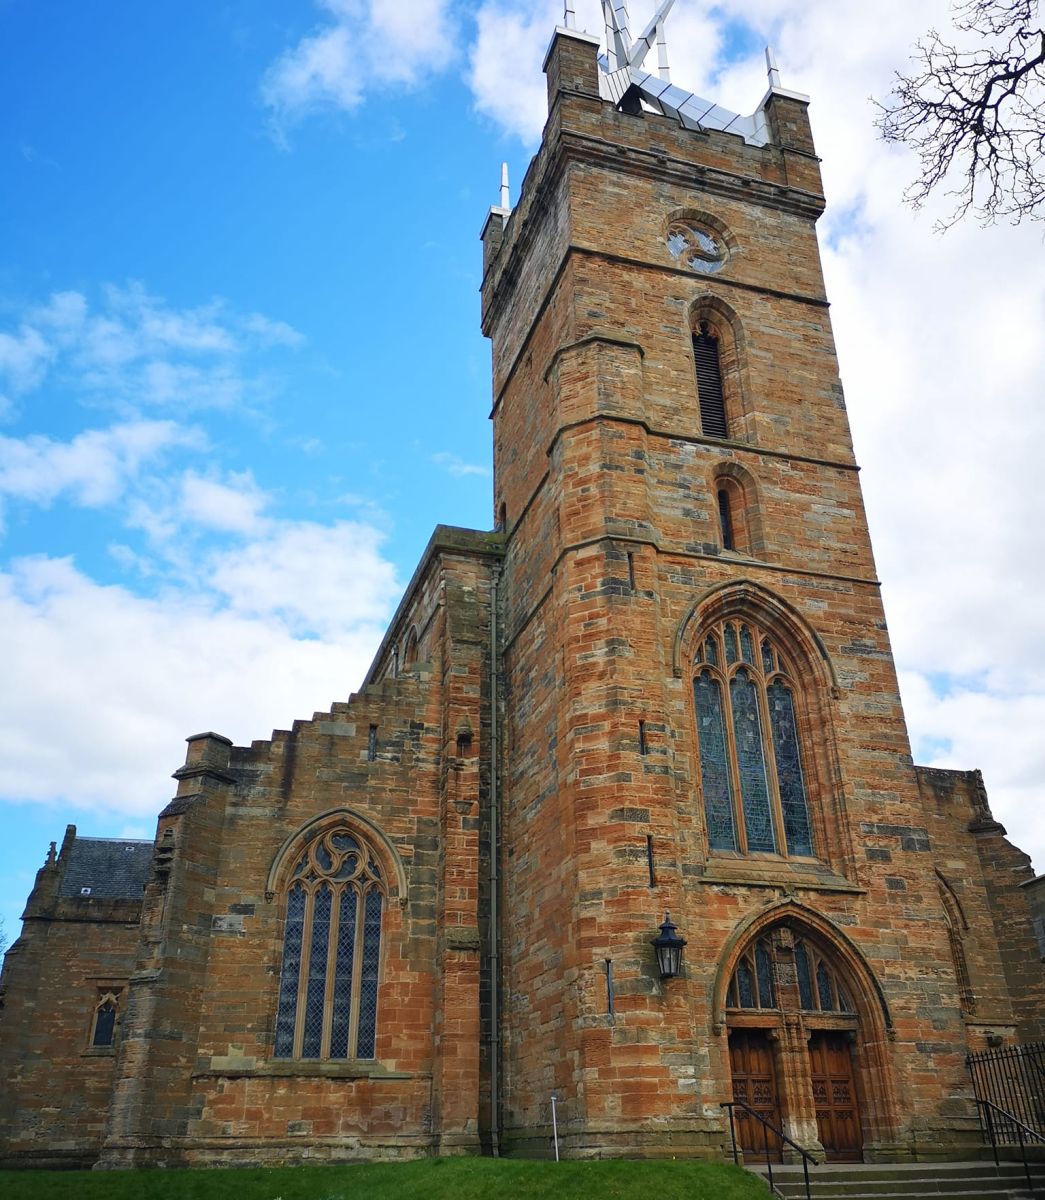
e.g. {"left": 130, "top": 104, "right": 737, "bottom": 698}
{"left": 480, "top": 15, "right": 1029, "bottom": 1161}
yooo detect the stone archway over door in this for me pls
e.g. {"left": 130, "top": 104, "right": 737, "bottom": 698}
{"left": 722, "top": 923, "right": 887, "bottom": 1162}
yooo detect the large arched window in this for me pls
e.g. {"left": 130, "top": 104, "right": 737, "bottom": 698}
{"left": 693, "top": 618, "right": 814, "bottom": 857}
{"left": 274, "top": 826, "right": 384, "bottom": 1060}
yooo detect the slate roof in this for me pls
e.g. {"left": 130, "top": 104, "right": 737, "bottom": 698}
{"left": 58, "top": 836, "right": 154, "bottom": 899}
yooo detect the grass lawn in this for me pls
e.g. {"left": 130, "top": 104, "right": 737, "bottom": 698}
{"left": 0, "top": 1157, "right": 768, "bottom": 1199}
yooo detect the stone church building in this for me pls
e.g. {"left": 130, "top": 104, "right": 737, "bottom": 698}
{"left": 1, "top": 15, "right": 1042, "bottom": 1172}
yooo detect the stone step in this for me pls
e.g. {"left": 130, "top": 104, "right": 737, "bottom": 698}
{"left": 751, "top": 1160, "right": 1045, "bottom": 1200}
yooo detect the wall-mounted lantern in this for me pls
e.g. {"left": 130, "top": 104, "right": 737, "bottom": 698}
{"left": 651, "top": 911, "right": 687, "bottom": 979}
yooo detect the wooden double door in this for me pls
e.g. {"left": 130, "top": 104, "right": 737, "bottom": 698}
{"left": 729, "top": 1029, "right": 863, "bottom": 1162}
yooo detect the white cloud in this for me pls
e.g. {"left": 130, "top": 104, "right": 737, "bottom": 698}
{"left": 207, "top": 519, "right": 399, "bottom": 638}
{"left": 0, "top": 323, "right": 54, "bottom": 400}
{"left": 0, "top": 421, "right": 201, "bottom": 510}
{"left": 0, "top": 536, "right": 398, "bottom": 817}
{"left": 179, "top": 470, "right": 270, "bottom": 536}
{"left": 432, "top": 451, "right": 492, "bottom": 477}
{"left": 261, "top": 0, "right": 459, "bottom": 129}
{"left": 468, "top": 2, "right": 561, "bottom": 143}
{"left": 0, "top": 285, "right": 303, "bottom": 417}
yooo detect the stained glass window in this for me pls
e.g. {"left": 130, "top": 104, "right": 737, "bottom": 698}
{"left": 329, "top": 888, "right": 357, "bottom": 1059}
{"left": 273, "top": 826, "right": 385, "bottom": 1060}
{"left": 730, "top": 935, "right": 855, "bottom": 1020}
{"left": 756, "top": 941, "right": 776, "bottom": 1008}
{"left": 274, "top": 884, "right": 305, "bottom": 1057}
{"left": 739, "top": 625, "right": 755, "bottom": 665}
{"left": 737, "top": 958, "right": 755, "bottom": 1008}
{"left": 694, "top": 671, "right": 737, "bottom": 850}
{"left": 794, "top": 939, "right": 851, "bottom": 1014}
{"left": 731, "top": 669, "right": 776, "bottom": 852}
{"left": 816, "top": 960, "right": 834, "bottom": 1011}
{"left": 692, "top": 618, "right": 815, "bottom": 859}
{"left": 357, "top": 890, "right": 383, "bottom": 1058}
{"left": 302, "top": 885, "right": 332, "bottom": 1057}
{"left": 728, "top": 937, "right": 777, "bottom": 1010}
{"left": 761, "top": 638, "right": 774, "bottom": 675}
{"left": 768, "top": 681, "right": 813, "bottom": 856}
{"left": 795, "top": 941, "right": 814, "bottom": 1010}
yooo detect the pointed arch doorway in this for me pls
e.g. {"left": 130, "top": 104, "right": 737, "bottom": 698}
{"left": 723, "top": 924, "right": 867, "bottom": 1162}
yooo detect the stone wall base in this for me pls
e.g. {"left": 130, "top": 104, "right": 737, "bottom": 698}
{"left": 501, "top": 1124, "right": 728, "bottom": 1161}
{"left": 94, "top": 1133, "right": 437, "bottom": 1170}
{"left": 0, "top": 1149, "right": 98, "bottom": 1171}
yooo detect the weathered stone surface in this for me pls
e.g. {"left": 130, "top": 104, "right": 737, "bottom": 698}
{"left": 0, "top": 24, "right": 1041, "bottom": 1173}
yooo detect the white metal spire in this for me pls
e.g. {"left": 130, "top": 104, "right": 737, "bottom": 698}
{"left": 563, "top": 0, "right": 576, "bottom": 30}
{"left": 765, "top": 45, "right": 782, "bottom": 89}
{"left": 656, "top": 21, "right": 670, "bottom": 82}
{"left": 499, "top": 162, "right": 510, "bottom": 210}
{"left": 628, "top": 0, "right": 676, "bottom": 70}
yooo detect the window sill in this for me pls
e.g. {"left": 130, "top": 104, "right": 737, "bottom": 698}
{"left": 192, "top": 1060, "right": 414, "bottom": 1081}
{"left": 697, "top": 856, "right": 862, "bottom": 894}
{"left": 81, "top": 1046, "right": 116, "bottom": 1058}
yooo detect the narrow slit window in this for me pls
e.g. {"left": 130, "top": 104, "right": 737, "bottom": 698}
{"left": 718, "top": 488, "right": 735, "bottom": 550}
{"left": 646, "top": 834, "right": 656, "bottom": 887}
{"left": 693, "top": 321, "right": 728, "bottom": 439}
{"left": 627, "top": 551, "right": 636, "bottom": 589}
{"left": 367, "top": 725, "right": 378, "bottom": 762}
{"left": 638, "top": 720, "right": 648, "bottom": 756}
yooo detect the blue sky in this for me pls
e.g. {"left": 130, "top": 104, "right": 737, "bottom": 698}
{"left": 2, "top": 0, "right": 1044, "bottom": 949}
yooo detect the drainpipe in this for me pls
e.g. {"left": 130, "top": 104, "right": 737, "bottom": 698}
{"left": 489, "top": 563, "right": 502, "bottom": 1156}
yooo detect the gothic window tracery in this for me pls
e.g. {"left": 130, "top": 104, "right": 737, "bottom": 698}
{"left": 727, "top": 937, "right": 777, "bottom": 1009}
{"left": 274, "top": 826, "right": 384, "bottom": 1060}
{"left": 726, "top": 934, "right": 856, "bottom": 1015}
{"left": 693, "top": 619, "right": 814, "bottom": 857}
{"left": 794, "top": 939, "right": 856, "bottom": 1014}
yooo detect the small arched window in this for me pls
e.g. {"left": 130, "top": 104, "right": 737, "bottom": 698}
{"left": 274, "top": 826, "right": 384, "bottom": 1060}
{"left": 90, "top": 990, "right": 121, "bottom": 1048}
{"left": 403, "top": 628, "right": 419, "bottom": 668}
{"left": 693, "top": 320, "right": 728, "bottom": 438}
{"left": 718, "top": 487, "right": 735, "bottom": 550}
{"left": 693, "top": 619, "right": 814, "bottom": 857}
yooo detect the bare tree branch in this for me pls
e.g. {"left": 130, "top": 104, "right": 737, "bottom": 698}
{"left": 876, "top": 0, "right": 1045, "bottom": 227}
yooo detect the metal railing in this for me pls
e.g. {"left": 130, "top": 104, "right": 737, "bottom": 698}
{"left": 968, "top": 1041, "right": 1045, "bottom": 1140}
{"left": 976, "top": 1098, "right": 1044, "bottom": 1199}
{"left": 721, "top": 1100, "right": 817, "bottom": 1200}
